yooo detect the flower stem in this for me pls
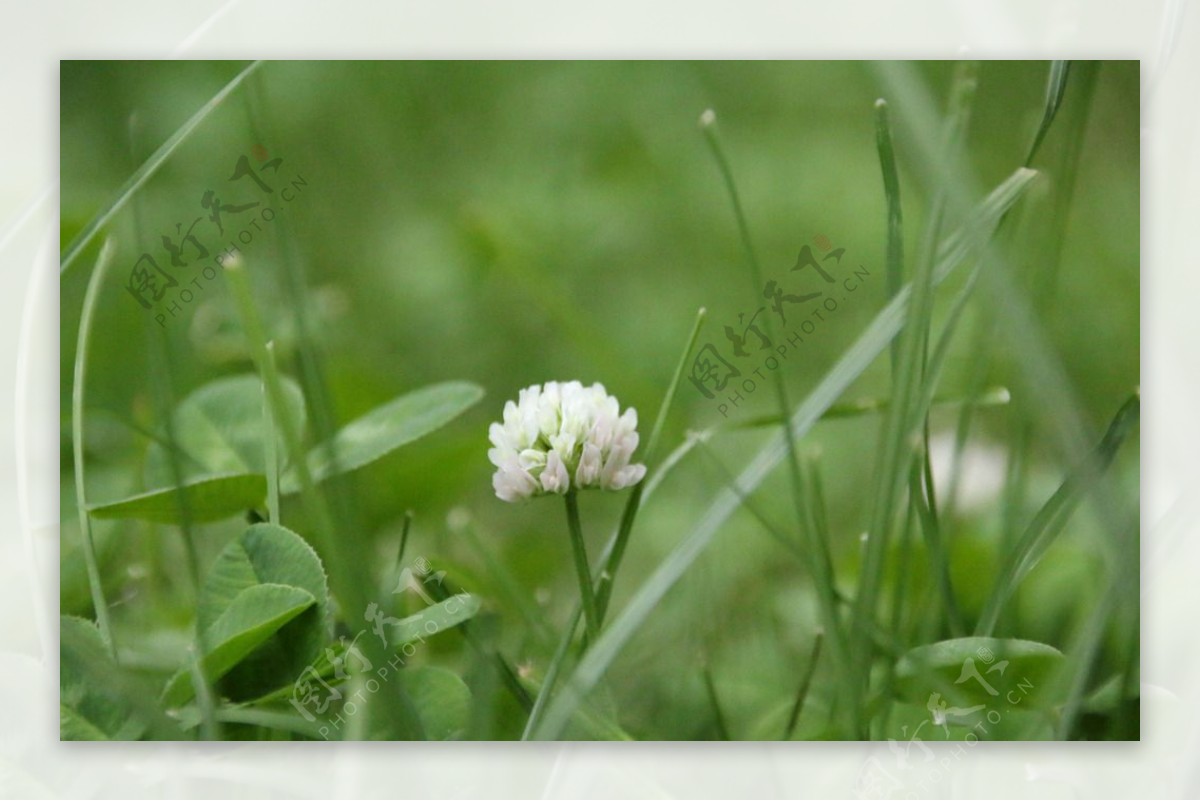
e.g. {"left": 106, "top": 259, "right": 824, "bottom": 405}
{"left": 564, "top": 490, "right": 600, "bottom": 643}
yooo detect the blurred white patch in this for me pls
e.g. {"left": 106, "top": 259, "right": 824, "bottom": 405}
{"left": 446, "top": 506, "right": 471, "bottom": 531}
{"left": 929, "top": 433, "right": 1008, "bottom": 514}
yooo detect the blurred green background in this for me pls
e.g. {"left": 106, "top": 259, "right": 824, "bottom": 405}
{"left": 60, "top": 61, "right": 1138, "bottom": 739}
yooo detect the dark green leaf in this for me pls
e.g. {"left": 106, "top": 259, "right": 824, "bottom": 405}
{"left": 88, "top": 473, "right": 266, "bottom": 524}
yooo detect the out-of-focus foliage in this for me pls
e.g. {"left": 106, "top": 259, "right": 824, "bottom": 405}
{"left": 60, "top": 61, "right": 1138, "bottom": 740}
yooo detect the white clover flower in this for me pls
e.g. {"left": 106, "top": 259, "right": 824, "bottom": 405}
{"left": 488, "top": 381, "right": 647, "bottom": 502}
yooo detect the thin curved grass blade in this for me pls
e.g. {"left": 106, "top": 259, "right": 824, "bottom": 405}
{"left": 60, "top": 60, "right": 264, "bottom": 275}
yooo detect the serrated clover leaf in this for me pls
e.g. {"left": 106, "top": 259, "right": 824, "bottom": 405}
{"left": 163, "top": 523, "right": 330, "bottom": 707}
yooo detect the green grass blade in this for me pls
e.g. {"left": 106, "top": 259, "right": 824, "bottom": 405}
{"left": 727, "top": 386, "right": 1010, "bottom": 427}
{"left": 394, "top": 510, "right": 414, "bottom": 575}
{"left": 874, "top": 98, "right": 905, "bottom": 370}
{"left": 850, "top": 63, "right": 978, "bottom": 730}
{"left": 1052, "top": 522, "right": 1136, "bottom": 739}
{"left": 785, "top": 451, "right": 852, "bottom": 697}
{"left": 60, "top": 61, "right": 263, "bottom": 275}
{"left": 696, "top": 440, "right": 799, "bottom": 558}
{"left": 698, "top": 110, "right": 765, "bottom": 287}
{"left": 520, "top": 664, "right": 634, "bottom": 740}
{"left": 187, "top": 646, "right": 220, "bottom": 741}
{"left": 784, "top": 632, "right": 824, "bottom": 739}
{"left": 900, "top": 248, "right": 987, "bottom": 643}
{"left": 263, "top": 342, "right": 281, "bottom": 523}
{"left": 702, "top": 666, "right": 732, "bottom": 740}
{"left": 879, "top": 501, "right": 918, "bottom": 733}
{"left": 993, "top": 61, "right": 1099, "bottom": 633}
{"left": 644, "top": 308, "right": 708, "bottom": 465}
{"left": 908, "top": 461, "right": 964, "bottom": 636}
{"left": 877, "top": 87, "right": 965, "bottom": 658}
{"left": 873, "top": 60, "right": 1096, "bottom": 464}
{"left": 1026, "top": 60, "right": 1072, "bottom": 166}
{"left": 520, "top": 604, "right": 583, "bottom": 740}
{"left": 975, "top": 392, "right": 1140, "bottom": 636}
{"left": 71, "top": 237, "right": 118, "bottom": 657}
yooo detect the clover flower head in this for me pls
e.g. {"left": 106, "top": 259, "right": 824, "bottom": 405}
{"left": 488, "top": 380, "right": 647, "bottom": 502}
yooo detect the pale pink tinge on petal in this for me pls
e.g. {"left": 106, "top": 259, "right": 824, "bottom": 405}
{"left": 541, "top": 450, "right": 570, "bottom": 494}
